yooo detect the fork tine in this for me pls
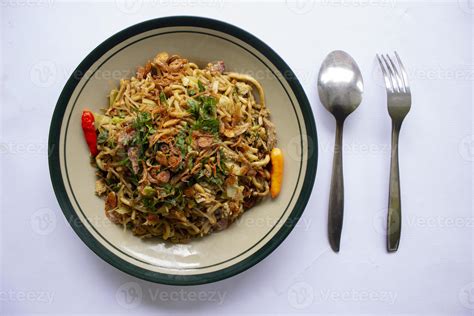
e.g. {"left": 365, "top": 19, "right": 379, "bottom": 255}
{"left": 381, "top": 54, "right": 399, "bottom": 93}
{"left": 394, "top": 51, "right": 410, "bottom": 93}
{"left": 386, "top": 54, "right": 405, "bottom": 93}
{"left": 376, "top": 54, "right": 393, "bottom": 93}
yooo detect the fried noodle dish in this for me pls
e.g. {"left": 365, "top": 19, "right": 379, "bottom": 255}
{"left": 82, "top": 52, "right": 283, "bottom": 243}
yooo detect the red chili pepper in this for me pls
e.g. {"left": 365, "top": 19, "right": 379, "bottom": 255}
{"left": 81, "top": 110, "right": 98, "bottom": 156}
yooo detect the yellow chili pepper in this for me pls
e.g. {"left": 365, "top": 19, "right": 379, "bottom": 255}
{"left": 270, "top": 148, "right": 284, "bottom": 198}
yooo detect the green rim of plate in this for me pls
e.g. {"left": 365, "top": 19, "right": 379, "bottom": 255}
{"left": 48, "top": 16, "right": 318, "bottom": 285}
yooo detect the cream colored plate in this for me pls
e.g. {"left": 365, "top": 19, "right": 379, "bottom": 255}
{"left": 49, "top": 17, "right": 317, "bottom": 285}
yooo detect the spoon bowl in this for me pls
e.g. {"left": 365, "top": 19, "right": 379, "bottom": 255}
{"left": 318, "top": 50, "right": 364, "bottom": 119}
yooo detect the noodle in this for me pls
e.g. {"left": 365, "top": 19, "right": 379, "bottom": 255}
{"left": 91, "top": 52, "right": 277, "bottom": 243}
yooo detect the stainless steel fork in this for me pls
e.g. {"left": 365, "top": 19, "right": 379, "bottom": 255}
{"left": 376, "top": 52, "right": 411, "bottom": 252}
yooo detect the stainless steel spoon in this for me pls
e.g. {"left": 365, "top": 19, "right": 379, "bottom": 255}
{"left": 317, "top": 50, "right": 364, "bottom": 252}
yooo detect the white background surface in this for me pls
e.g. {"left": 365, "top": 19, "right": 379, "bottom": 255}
{"left": 1, "top": 0, "right": 473, "bottom": 315}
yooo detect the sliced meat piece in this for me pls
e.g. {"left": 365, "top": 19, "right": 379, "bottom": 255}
{"left": 127, "top": 147, "right": 140, "bottom": 174}
{"left": 105, "top": 192, "right": 117, "bottom": 211}
{"left": 197, "top": 136, "right": 214, "bottom": 148}
{"left": 156, "top": 170, "right": 170, "bottom": 184}
{"left": 264, "top": 118, "right": 277, "bottom": 149}
{"left": 209, "top": 60, "right": 225, "bottom": 73}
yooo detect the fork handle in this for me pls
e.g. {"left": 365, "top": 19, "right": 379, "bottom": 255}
{"left": 388, "top": 122, "right": 402, "bottom": 252}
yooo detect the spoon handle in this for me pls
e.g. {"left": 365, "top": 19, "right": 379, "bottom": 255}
{"left": 387, "top": 122, "right": 402, "bottom": 252}
{"left": 328, "top": 119, "right": 345, "bottom": 252}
